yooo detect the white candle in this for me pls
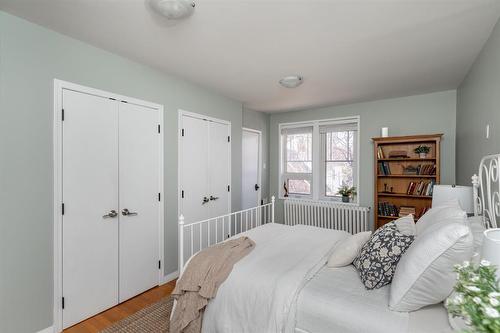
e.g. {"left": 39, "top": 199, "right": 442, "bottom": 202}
{"left": 381, "top": 127, "right": 389, "bottom": 137}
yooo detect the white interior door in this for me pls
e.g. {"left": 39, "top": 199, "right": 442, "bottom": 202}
{"left": 180, "top": 115, "right": 209, "bottom": 224}
{"left": 208, "top": 121, "right": 231, "bottom": 218}
{"left": 242, "top": 129, "right": 261, "bottom": 210}
{"left": 62, "top": 90, "right": 119, "bottom": 329}
{"left": 118, "top": 102, "right": 160, "bottom": 302}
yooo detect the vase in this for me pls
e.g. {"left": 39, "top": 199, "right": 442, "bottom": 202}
{"left": 419, "top": 153, "right": 427, "bottom": 158}
{"left": 342, "top": 195, "right": 350, "bottom": 203}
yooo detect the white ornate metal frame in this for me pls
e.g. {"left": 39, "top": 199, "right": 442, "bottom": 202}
{"left": 472, "top": 154, "right": 500, "bottom": 228}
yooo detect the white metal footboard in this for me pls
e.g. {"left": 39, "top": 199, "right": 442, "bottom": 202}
{"left": 178, "top": 197, "right": 275, "bottom": 273}
{"left": 472, "top": 154, "right": 500, "bottom": 228}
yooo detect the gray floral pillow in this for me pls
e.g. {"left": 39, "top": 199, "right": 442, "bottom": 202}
{"left": 353, "top": 222, "right": 414, "bottom": 289}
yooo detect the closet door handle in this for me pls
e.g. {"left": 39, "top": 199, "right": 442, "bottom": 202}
{"left": 121, "top": 208, "right": 138, "bottom": 216}
{"left": 103, "top": 210, "right": 118, "bottom": 218}
{"left": 202, "top": 196, "right": 210, "bottom": 205}
{"left": 210, "top": 195, "right": 219, "bottom": 201}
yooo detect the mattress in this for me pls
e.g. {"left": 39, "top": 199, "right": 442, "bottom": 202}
{"left": 295, "top": 265, "right": 453, "bottom": 333}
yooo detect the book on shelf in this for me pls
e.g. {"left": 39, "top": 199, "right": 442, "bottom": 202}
{"left": 399, "top": 206, "right": 416, "bottom": 217}
{"left": 378, "top": 202, "right": 398, "bottom": 217}
{"left": 402, "top": 164, "right": 437, "bottom": 175}
{"left": 378, "top": 161, "right": 391, "bottom": 175}
{"left": 377, "top": 146, "right": 385, "bottom": 159}
{"left": 418, "top": 206, "right": 430, "bottom": 218}
{"left": 406, "top": 180, "right": 435, "bottom": 196}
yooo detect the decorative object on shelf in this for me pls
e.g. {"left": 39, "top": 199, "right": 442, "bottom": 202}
{"left": 338, "top": 186, "right": 356, "bottom": 203}
{"left": 381, "top": 127, "right": 389, "bottom": 138}
{"left": 432, "top": 185, "right": 473, "bottom": 214}
{"left": 283, "top": 181, "right": 289, "bottom": 197}
{"left": 446, "top": 260, "right": 500, "bottom": 332}
{"left": 388, "top": 150, "right": 409, "bottom": 158}
{"left": 482, "top": 229, "right": 500, "bottom": 279}
{"left": 414, "top": 145, "right": 431, "bottom": 158}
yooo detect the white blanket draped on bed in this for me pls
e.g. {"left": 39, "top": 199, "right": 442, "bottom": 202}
{"left": 201, "top": 223, "right": 349, "bottom": 333}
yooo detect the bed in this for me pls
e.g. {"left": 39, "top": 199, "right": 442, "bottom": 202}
{"left": 176, "top": 154, "right": 500, "bottom": 333}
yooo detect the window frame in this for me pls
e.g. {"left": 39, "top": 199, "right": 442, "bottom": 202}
{"left": 278, "top": 116, "right": 360, "bottom": 204}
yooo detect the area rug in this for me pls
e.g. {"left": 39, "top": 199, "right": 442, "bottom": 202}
{"left": 101, "top": 296, "right": 174, "bottom": 333}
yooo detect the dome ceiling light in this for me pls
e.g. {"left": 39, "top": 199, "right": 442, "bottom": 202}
{"left": 149, "top": 0, "right": 196, "bottom": 20}
{"left": 279, "top": 75, "right": 304, "bottom": 88}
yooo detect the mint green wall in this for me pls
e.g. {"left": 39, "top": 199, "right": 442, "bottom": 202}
{"left": 0, "top": 11, "right": 243, "bottom": 333}
{"left": 456, "top": 19, "right": 500, "bottom": 185}
{"left": 269, "top": 91, "right": 457, "bottom": 225}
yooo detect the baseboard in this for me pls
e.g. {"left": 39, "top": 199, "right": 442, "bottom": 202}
{"left": 37, "top": 326, "right": 54, "bottom": 333}
{"left": 160, "top": 270, "right": 179, "bottom": 284}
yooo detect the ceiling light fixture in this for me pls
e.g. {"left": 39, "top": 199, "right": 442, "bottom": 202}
{"left": 149, "top": 0, "right": 195, "bottom": 20}
{"left": 279, "top": 75, "right": 304, "bottom": 88}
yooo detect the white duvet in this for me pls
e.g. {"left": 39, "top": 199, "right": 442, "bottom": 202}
{"left": 201, "top": 223, "right": 349, "bottom": 333}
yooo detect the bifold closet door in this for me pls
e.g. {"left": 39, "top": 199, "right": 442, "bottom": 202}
{"left": 208, "top": 121, "right": 231, "bottom": 218}
{"left": 118, "top": 103, "right": 160, "bottom": 302}
{"left": 62, "top": 90, "right": 119, "bottom": 329}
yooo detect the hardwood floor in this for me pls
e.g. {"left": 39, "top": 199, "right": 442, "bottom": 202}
{"left": 63, "top": 280, "right": 176, "bottom": 333}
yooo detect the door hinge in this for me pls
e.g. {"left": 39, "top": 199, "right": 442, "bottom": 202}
{"left": 158, "top": 260, "right": 161, "bottom": 269}
{"left": 158, "top": 193, "right": 161, "bottom": 201}
{"left": 61, "top": 203, "right": 65, "bottom": 215}
{"left": 181, "top": 129, "right": 185, "bottom": 137}
{"left": 227, "top": 185, "right": 230, "bottom": 192}
{"left": 158, "top": 124, "right": 160, "bottom": 133}
{"left": 181, "top": 190, "right": 185, "bottom": 198}
{"left": 62, "top": 297, "right": 65, "bottom": 309}
{"left": 61, "top": 109, "right": 65, "bottom": 121}
{"left": 227, "top": 136, "right": 230, "bottom": 142}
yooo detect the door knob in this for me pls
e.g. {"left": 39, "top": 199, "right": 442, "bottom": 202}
{"left": 121, "top": 208, "right": 138, "bottom": 216}
{"left": 103, "top": 210, "right": 118, "bottom": 218}
{"left": 210, "top": 195, "right": 219, "bottom": 201}
{"left": 255, "top": 184, "right": 260, "bottom": 191}
{"left": 202, "top": 196, "right": 210, "bottom": 205}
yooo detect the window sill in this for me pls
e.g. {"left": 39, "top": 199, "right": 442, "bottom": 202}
{"left": 278, "top": 196, "right": 360, "bottom": 206}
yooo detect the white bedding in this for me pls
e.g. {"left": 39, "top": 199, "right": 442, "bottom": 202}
{"left": 202, "top": 223, "right": 349, "bottom": 333}
{"left": 295, "top": 265, "right": 452, "bottom": 333}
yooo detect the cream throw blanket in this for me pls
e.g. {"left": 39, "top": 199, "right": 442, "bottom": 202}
{"left": 170, "top": 236, "right": 255, "bottom": 333}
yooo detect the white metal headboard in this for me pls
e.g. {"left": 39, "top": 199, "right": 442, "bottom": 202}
{"left": 472, "top": 154, "right": 500, "bottom": 228}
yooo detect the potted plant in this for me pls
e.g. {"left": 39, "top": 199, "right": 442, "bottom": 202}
{"left": 414, "top": 145, "right": 431, "bottom": 158}
{"left": 338, "top": 186, "right": 356, "bottom": 203}
{"left": 446, "top": 260, "right": 500, "bottom": 332}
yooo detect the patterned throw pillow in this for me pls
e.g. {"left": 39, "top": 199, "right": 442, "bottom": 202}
{"left": 353, "top": 222, "right": 414, "bottom": 289}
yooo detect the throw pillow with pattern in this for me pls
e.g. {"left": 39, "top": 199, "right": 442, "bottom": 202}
{"left": 353, "top": 222, "right": 414, "bottom": 289}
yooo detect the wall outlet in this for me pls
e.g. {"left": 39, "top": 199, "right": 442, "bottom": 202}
{"left": 486, "top": 124, "right": 490, "bottom": 139}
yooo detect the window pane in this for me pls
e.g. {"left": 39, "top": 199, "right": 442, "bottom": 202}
{"left": 326, "top": 131, "right": 354, "bottom": 161}
{"left": 288, "top": 179, "right": 311, "bottom": 195}
{"left": 325, "top": 161, "right": 353, "bottom": 196}
{"left": 286, "top": 133, "right": 312, "bottom": 162}
{"left": 286, "top": 161, "right": 312, "bottom": 173}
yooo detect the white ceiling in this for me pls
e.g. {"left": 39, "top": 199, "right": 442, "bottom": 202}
{"left": 1, "top": 0, "right": 500, "bottom": 112}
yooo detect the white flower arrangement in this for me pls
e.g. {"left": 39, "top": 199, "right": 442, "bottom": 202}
{"left": 447, "top": 260, "right": 500, "bottom": 332}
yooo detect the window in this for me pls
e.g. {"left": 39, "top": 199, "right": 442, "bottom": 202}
{"left": 281, "top": 127, "right": 313, "bottom": 195}
{"left": 279, "top": 117, "right": 359, "bottom": 202}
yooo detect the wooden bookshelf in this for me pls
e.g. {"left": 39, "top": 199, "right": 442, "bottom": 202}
{"left": 373, "top": 134, "right": 442, "bottom": 229}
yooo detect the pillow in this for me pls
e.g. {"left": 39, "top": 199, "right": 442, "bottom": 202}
{"left": 467, "top": 216, "right": 486, "bottom": 254}
{"left": 394, "top": 214, "right": 416, "bottom": 236}
{"left": 353, "top": 222, "right": 415, "bottom": 289}
{"left": 389, "top": 221, "right": 473, "bottom": 311}
{"left": 416, "top": 204, "right": 466, "bottom": 235}
{"left": 327, "top": 231, "right": 372, "bottom": 267}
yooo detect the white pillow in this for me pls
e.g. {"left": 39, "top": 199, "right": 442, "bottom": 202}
{"left": 394, "top": 214, "right": 416, "bottom": 236}
{"left": 416, "top": 204, "right": 466, "bottom": 235}
{"left": 327, "top": 231, "right": 372, "bottom": 267}
{"left": 389, "top": 220, "right": 473, "bottom": 312}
